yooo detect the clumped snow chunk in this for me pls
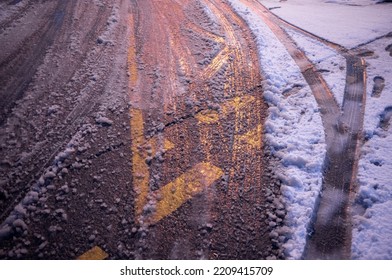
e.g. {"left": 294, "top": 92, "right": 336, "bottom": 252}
{"left": 46, "top": 105, "right": 61, "bottom": 116}
{"left": 96, "top": 116, "right": 113, "bottom": 126}
{"left": 12, "top": 219, "right": 28, "bottom": 231}
{"left": 0, "top": 225, "right": 12, "bottom": 239}
{"left": 0, "top": 123, "right": 94, "bottom": 241}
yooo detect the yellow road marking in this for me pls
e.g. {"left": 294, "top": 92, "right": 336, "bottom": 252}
{"left": 196, "top": 95, "right": 255, "bottom": 124}
{"left": 128, "top": 3, "right": 261, "bottom": 227}
{"left": 238, "top": 124, "right": 262, "bottom": 149}
{"left": 77, "top": 246, "right": 108, "bottom": 260}
{"left": 195, "top": 109, "right": 220, "bottom": 124}
{"left": 128, "top": 14, "right": 138, "bottom": 88}
{"left": 223, "top": 95, "right": 255, "bottom": 114}
{"left": 163, "top": 139, "right": 175, "bottom": 151}
{"left": 144, "top": 162, "right": 223, "bottom": 225}
{"left": 186, "top": 22, "right": 225, "bottom": 44}
{"left": 200, "top": 46, "right": 229, "bottom": 80}
{"left": 130, "top": 108, "right": 176, "bottom": 218}
{"left": 131, "top": 112, "right": 222, "bottom": 226}
{"left": 130, "top": 109, "right": 150, "bottom": 217}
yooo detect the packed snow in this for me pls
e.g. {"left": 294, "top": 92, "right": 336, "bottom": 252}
{"left": 260, "top": 0, "right": 392, "bottom": 48}
{"left": 228, "top": 0, "right": 326, "bottom": 259}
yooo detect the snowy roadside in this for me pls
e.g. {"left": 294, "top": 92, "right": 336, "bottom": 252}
{"left": 259, "top": 0, "right": 392, "bottom": 259}
{"left": 259, "top": 0, "right": 392, "bottom": 49}
{"left": 352, "top": 36, "right": 392, "bottom": 259}
{"left": 228, "top": 0, "right": 326, "bottom": 259}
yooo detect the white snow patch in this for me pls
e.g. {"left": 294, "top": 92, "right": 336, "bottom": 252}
{"left": 352, "top": 34, "right": 392, "bottom": 259}
{"left": 260, "top": 0, "right": 392, "bottom": 48}
{"left": 284, "top": 28, "right": 347, "bottom": 107}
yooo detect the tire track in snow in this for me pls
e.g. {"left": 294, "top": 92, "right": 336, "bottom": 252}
{"left": 237, "top": 0, "right": 366, "bottom": 259}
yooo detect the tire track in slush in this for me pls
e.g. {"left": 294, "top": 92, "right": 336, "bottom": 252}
{"left": 129, "top": 0, "right": 272, "bottom": 259}
{"left": 240, "top": 0, "right": 366, "bottom": 259}
{"left": 0, "top": 0, "right": 68, "bottom": 125}
{"left": 0, "top": 0, "right": 70, "bottom": 221}
{"left": 0, "top": 0, "right": 117, "bottom": 223}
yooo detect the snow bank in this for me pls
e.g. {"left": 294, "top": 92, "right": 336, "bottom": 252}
{"left": 228, "top": 0, "right": 326, "bottom": 259}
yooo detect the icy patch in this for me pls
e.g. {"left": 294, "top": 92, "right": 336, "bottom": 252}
{"left": 229, "top": 0, "right": 326, "bottom": 259}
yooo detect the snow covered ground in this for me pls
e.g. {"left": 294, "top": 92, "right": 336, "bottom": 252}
{"left": 228, "top": 0, "right": 326, "bottom": 259}
{"left": 260, "top": 0, "right": 392, "bottom": 48}
{"left": 256, "top": 0, "right": 392, "bottom": 259}
{"left": 352, "top": 36, "right": 392, "bottom": 259}
{"left": 284, "top": 28, "right": 346, "bottom": 107}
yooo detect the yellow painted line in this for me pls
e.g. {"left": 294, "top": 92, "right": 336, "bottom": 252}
{"left": 237, "top": 124, "right": 262, "bottom": 149}
{"left": 196, "top": 95, "right": 255, "bottom": 124}
{"left": 130, "top": 108, "right": 144, "bottom": 143}
{"left": 128, "top": 13, "right": 149, "bottom": 218}
{"left": 144, "top": 162, "right": 223, "bottom": 225}
{"left": 77, "top": 246, "right": 108, "bottom": 260}
{"left": 223, "top": 95, "right": 255, "bottom": 114}
{"left": 186, "top": 22, "right": 225, "bottom": 44}
{"left": 127, "top": 3, "right": 259, "bottom": 227}
{"left": 128, "top": 14, "right": 138, "bottom": 88}
{"left": 195, "top": 109, "right": 220, "bottom": 124}
{"left": 130, "top": 108, "right": 175, "bottom": 219}
{"left": 130, "top": 109, "right": 150, "bottom": 217}
{"left": 163, "top": 139, "right": 175, "bottom": 151}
